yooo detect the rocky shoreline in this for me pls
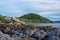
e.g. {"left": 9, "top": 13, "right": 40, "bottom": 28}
{"left": 0, "top": 17, "right": 60, "bottom": 40}
{"left": 0, "top": 23, "right": 60, "bottom": 40}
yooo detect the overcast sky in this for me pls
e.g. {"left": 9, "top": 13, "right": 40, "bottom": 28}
{"left": 0, "top": 0, "right": 60, "bottom": 21}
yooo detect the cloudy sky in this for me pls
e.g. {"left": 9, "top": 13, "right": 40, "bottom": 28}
{"left": 0, "top": 0, "right": 60, "bottom": 21}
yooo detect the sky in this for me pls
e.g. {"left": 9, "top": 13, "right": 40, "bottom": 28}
{"left": 0, "top": 0, "right": 60, "bottom": 21}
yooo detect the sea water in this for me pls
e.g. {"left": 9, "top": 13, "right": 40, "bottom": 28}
{"left": 27, "top": 23, "right": 60, "bottom": 28}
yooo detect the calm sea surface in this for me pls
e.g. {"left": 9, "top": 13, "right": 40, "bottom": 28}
{"left": 27, "top": 23, "right": 60, "bottom": 28}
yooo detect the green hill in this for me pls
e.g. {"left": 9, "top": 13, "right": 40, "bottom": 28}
{"left": 18, "top": 13, "right": 52, "bottom": 23}
{"left": 0, "top": 13, "right": 53, "bottom": 23}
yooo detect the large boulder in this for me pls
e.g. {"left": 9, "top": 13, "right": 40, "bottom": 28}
{"left": 0, "top": 31, "right": 14, "bottom": 40}
{"left": 32, "top": 30, "right": 47, "bottom": 38}
{"left": 4, "top": 17, "right": 11, "bottom": 23}
{"left": 4, "top": 17, "right": 25, "bottom": 24}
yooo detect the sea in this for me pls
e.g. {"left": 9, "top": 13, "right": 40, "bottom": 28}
{"left": 26, "top": 23, "right": 60, "bottom": 28}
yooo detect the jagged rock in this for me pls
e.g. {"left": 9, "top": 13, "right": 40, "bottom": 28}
{"left": 1, "top": 16, "right": 60, "bottom": 40}
{"left": 0, "top": 31, "right": 3, "bottom": 35}
{"left": 0, "top": 31, "right": 14, "bottom": 40}
{"left": 4, "top": 16, "right": 11, "bottom": 23}
{"left": 32, "top": 30, "right": 47, "bottom": 38}
{"left": 4, "top": 16, "right": 25, "bottom": 24}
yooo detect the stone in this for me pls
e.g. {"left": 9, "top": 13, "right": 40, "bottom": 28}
{"left": 0, "top": 31, "right": 14, "bottom": 40}
{"left": 4, "top": 16, "right": 25, "bottom": 24}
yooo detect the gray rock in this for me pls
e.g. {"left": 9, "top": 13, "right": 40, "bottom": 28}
{"left": 4, "top": 17, "right": 25, "bottom": 24}
{"left": 0, "top": 31, "right": 14, "bottom": 40}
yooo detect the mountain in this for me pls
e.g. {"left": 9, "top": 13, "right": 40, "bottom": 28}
{"left": 18, "top": 13, "right": 52, "bottom": 23}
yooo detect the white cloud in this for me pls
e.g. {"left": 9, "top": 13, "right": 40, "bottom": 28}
{"left": 0, "top": 0, "right": 60, "bottom": 13}
{"left": 51, "top": 16, "right": 60, "bottom": 18}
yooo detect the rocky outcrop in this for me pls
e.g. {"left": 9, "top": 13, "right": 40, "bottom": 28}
{"left": 0, "top": 31, "right": 14, "bottom": 40}
{"left": 4, "top": 17, "right": 25, "bottom": 24}
{"left": 0, "top": 25, "right": 60, "bottom": 40}
{"left": 0, "top": 30, "right": 35, "bottom": 40}
{"left": 0, "top": 16, "right": 60, "bottom": 40}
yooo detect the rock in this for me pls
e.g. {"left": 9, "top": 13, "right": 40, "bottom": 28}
{"left": 32, "top": 30, "right": 46, "bottom": 38}
{"left": 0, "top": 31, "right": 3, "bottom": 35}
{"left": 4, "top": 16, "right": 11, "bottom": 23}
{"left": 1, "top": 16, "right": 60, "bottom": 40}
{"left": 4, "top": 16, "right": 25, "bottom": 24}
{"left": 0, "top": 31, "right": 14, "bottom": 40}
